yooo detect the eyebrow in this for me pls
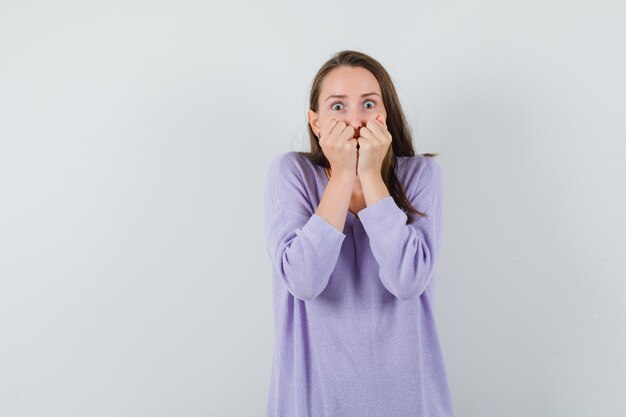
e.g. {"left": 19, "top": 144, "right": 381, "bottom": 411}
{"left": 324, "top": 92, "right": 380, "bottom": 102}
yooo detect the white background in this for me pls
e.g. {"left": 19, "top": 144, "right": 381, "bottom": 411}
{"left": 1, "top": 1, "right": 625, "bottom": 416}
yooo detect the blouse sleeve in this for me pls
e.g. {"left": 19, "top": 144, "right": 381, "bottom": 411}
{"left": 357, "top": 156, "right": 444, "bottom": 300}
{"left": 264, "top": 152, "right": 347, "bottom": 301}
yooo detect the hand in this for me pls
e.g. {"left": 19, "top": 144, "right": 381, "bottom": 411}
{"left": 355, "top": 113, "right": 392, "bottom": 178}
{"left": 318, "top": 118, "right": 359, "bottom": 178}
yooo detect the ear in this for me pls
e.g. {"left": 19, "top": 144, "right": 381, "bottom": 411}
{"left": 307, "top": 109, "right": 320, "bottom": 135}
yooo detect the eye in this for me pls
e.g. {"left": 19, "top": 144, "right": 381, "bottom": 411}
{"left": 364, "top": 100, "right": 376, "bottom": 109}
{"left": 331, "top": 100, "right": 377, "bottom": 111}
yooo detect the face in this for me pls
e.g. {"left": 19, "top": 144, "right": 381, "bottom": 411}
{"left": 308, "top": 66, "right": 387, "bottom": 139}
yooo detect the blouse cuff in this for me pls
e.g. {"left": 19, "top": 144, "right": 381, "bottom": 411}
{"left": 303, "top": 212, "right": 347, "bottom": 246}
{"left": 357, "top": 196, "right": 407, "bottom": 233}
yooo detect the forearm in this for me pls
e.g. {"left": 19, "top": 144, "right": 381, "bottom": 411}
{"left": 358, "top": 170, "right": 390, "bottom": 209}
{"left": 316, "top": 170, "right": 356, "bottom": 232}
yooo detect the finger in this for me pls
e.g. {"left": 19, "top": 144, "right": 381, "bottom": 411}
{"left": 330, "top": 120, "right": 349, "bottom": 140}
{"left": 321, "top": 118, "right": 336, "bottom": 138}
{"left": 322, "top": 118, "right": 338, "bottom": 138}
{"left": 355, "top": 134, "right": 370, "bottom": 151}
{"left": 340, "top": 125, "right": 355, "bottom": 141}
{"left": 358, "top": 127, "right": 381, "bottom": 144}
{"left": 366, "top": 118, "right": 386, "bottom": 140}
{"left": 377, "top": 113, "right": 387, "bottom": 128}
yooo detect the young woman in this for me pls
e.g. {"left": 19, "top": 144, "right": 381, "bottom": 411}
{"left": 264, "top": 50, "right": 454, "bottom": 417}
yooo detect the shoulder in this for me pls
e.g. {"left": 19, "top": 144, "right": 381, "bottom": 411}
{"left": 266, "top": 151, "right": 318, "bottom": 190}
{"left": 396, "top": 155, "right": 443, "bottom": 194}
{"left": 267, "top": 151, "right": 308, "bottom": 178}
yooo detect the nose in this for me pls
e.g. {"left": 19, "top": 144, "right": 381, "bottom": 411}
{"left": 346, "top": 109, "right": 365, "bottom": 136}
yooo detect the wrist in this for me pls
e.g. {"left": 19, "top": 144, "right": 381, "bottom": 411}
{"left": 358, "top": 169, "right": 381, "bottom": 182}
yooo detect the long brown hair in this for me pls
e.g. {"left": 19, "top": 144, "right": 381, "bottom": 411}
{"left": 299, "top": 49, "right": 439, "bottom": 224}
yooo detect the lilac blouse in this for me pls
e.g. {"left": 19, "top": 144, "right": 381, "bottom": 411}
{"left": 263, "top": 151, "right": 454, "bottom": 417}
